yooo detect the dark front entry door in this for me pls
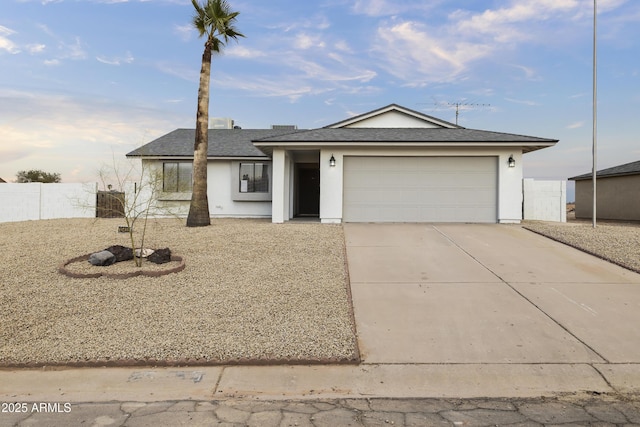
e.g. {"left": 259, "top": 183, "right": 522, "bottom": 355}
{"left": 297, "top": 165, "right": 320, "bottom": 217}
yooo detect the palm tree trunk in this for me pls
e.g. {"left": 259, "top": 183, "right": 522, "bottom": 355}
{"left": 186, "top": 44, "right": 212, "bottom": 227}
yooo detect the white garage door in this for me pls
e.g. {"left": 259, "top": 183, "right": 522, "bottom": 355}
{"left": 343, "top": 156, "right": 497, "bottom": 223}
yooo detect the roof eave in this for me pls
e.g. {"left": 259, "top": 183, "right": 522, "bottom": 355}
{"left": 125, "top": 155, "right": 269, "bottom": 160}
{"left": 523, "top": 143, "right": 558, "bottom": 153}
{"left": 253, "top": 141, "right": 557, "bottom": 150}
{"left": 570, "top": 171, "right": 640, "bottom": 181}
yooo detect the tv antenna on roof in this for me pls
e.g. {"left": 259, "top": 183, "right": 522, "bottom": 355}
{"left": 420, "top": 100, "right": 491, "bottom": 126}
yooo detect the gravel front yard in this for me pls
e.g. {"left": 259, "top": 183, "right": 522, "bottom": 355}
{"left": 524, "top": 220, "right": 640, "bottom": 274}
{"left": 0, "top": 218, "right": 358, "bottom": 367}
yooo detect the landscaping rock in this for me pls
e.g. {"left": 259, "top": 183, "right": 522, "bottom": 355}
{"left": 88, "top": 250, "right": 116, "bottom": 266}
{"left": 105, "top": 245, "right": 134, "bottom": 262}
{"left": 135, "top": 248, "right": 154, "bottom": 258}
{"left": 148, "top": 248, "right": 171, "bottom": 264}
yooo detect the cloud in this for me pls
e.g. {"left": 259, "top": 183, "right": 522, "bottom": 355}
{"left": 572, "top": 0, "right": 629, "bottom": 18}
{"left": 155, "top": 61, "right": 200, "bottom": 83}
{"left": 213, "top": 58, "right": 378, "bottom": 102}
{"left": 505, "top": 97, "right": 541, "bottom": 106}
{"left": 452, "top": 0, "right": 579, "bottom": 43}
{"left": 351, "top": 0, "right": 437, "bottom": 17}
{"left": 225, "top": 46, "right": 266, "bottom": 59}
{"left": 26, "top": 43, "right": 46, "bottom": 54}
{"left": 173, "top": 24, "right": 193, "bottom": 42}
{"left": 33, "top": 24, "right": 87, "bottom": 62}
{"left": 352, "top": 0, "right": 391, "bottom": 17}
{"left": 213, "top": 12, "right": 378, "bottom": 101}
{"left": 214, "top": 74, "right": 325, "bottom": 102}
{"left": 96, "top": 51, "right": 134, "bottom": 65}
{"left": 373, "top": 20, "right": 492, "bottom": 85}
{"left": 273, "top": 51, "right": 376, "bottom": 84}
{"left": 59, "top": 36, "right": 87, "bottom": 60}
{"left": 368, "top": 0, "right": 625, "bottom": 86}
{"left": 0, "top": 144, "right": 31, "bottom": 165}
{"left": 567, "top": 121, "right": 585, "bottom": 129}
{"left": 294, "top": 33, "right": 326, "bottom": 50}
{"left": 36, "top": 23, "right": 56, "bottom": 37}
{"left": 334, "top": 40, "right": 352, "bottom": 53}
{"left": 269, "top": 13, "right": 331, "bottom": 32}
{"left": 214, "top": 48, "right": 379, "bottom": 100}
{"left": 0, "top": 88, "right": 186, "bottom": 182}
{"left": 1, "top": 22, "right": 89, "bottom": 65}
{"left": 510, "top": 64, "right": 540, "bottom": 81}
{"left": 0, "top": 25, "right": 20, "bottom": 54}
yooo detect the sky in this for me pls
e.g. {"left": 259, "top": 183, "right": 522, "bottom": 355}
{"left": 1, "top": 0, "right": 639, "bottom": 201}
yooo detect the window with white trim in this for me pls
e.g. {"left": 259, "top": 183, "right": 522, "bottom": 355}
{"left": 163, "top": 162, "right": 192, "bottom": 193}
{"left": 232, "top": 161, "right": 272, "bottom": 201}
{"left": 239, "top": 162, "right": 269, "bottom": 193}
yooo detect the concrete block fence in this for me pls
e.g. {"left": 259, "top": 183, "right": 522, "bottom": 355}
{"left": 0, "top": 180, "right": 566, "bottom": 224}
{"left": 523, "top": 179, "right": 567, "bottom": 222}
{"left": 0, "top": 183, "right": 97, "bottom": 223}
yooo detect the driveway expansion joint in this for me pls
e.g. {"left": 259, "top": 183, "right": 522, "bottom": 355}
{"left": 431, "top": 225, "right": 611, "bottom": 365}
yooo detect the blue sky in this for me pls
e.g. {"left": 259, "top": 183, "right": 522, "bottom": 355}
{"left": 1, "top": 0, "right": 639, "bottom": 201}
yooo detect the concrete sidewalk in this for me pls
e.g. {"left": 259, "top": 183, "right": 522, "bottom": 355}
{"left": 2, "top": 224, "right": 640, "bottom": 405}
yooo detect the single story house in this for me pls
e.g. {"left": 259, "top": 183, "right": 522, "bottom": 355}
{"left": 570, "top": 159, "right": 640, "bottom": 221}
{"left": 126, "top": 104, "right": 558, "bottom": 223}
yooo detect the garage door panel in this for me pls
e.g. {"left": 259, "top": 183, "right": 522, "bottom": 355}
{"left": 343, "top": 157, "right": 497, "bottom": 223}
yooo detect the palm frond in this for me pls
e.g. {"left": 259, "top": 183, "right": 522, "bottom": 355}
{"left": 190, "top": 0, "right": 244, "bottom": 52}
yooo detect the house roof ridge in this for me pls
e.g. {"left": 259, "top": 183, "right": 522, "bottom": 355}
{"left": 569, "top": 159, "right": 640, "bottom": 180}
{"left": 323, "top": 103, "right": 461, "bottom": 129}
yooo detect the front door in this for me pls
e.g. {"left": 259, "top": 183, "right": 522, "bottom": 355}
{"left": 296, "top": 164, "right": 320, "bottom": 217}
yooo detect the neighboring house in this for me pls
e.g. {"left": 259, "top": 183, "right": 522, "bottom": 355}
{"left": 570, "top": 160, "right": 640, "bottom": 221}
{"left": 127, "top": 104, "right": 558, "bottom": 224}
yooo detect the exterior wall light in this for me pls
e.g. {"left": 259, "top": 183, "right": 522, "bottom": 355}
{"left": 329, "top": 154, "right": 336, "bottom": 167}
{"left": 508, "top": 155, "right": 516, "bottom": 168}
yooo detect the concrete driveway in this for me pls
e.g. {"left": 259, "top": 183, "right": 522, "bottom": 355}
{"left": 344, "top": 223, "right": 640, "bottom": 365}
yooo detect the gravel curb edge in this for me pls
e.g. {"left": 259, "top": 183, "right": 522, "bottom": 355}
{"left": 341, "top": 232, "right": 362, "bottom": 364}
{"left": 0, "top": 355, "right": 359, "bottom": 369}
{"left": 523, "top": 226, "right": 640, "bottom": 275}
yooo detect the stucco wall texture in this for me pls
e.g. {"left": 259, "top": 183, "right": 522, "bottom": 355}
{"left": 575, "top": 174, "right": 640, "bottom": 221}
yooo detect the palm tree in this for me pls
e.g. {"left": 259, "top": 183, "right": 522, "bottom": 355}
{"left": 187, "top": 0, "right": 244, "bottom": 227}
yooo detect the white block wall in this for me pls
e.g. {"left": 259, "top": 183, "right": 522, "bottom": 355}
{"left": 0, "top": 183, "right": 97, "bottom": 223}
{"left": 523, "top": 179, "right": 566, "bottom": 222}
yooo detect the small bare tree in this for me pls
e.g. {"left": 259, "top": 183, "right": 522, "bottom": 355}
{"left": 96, "top": 158, "right": 176, "bottom": 267}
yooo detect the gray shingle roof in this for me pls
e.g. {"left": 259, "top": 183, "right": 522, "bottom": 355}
{"left": 570, "top": 160, "right": 640, "bottom": 180}
{"left": 255, "top": 128, "right": 556, "bottom": 143}
{"left": 127, "top": 126, "right": 558, "bottom": 159}
{"left": 253, "top": 128, "right": 558, "bottom": 153}
{"left": 126, "top": 129, "right": 304, "bottom": 158}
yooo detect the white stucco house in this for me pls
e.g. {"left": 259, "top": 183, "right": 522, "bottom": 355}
{"left": 126, "top": 104, "right": 558, "bottom": 224}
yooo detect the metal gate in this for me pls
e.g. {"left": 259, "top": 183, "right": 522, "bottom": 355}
{"left": 96, "top": 191, "right": 125, "bottom": 218}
